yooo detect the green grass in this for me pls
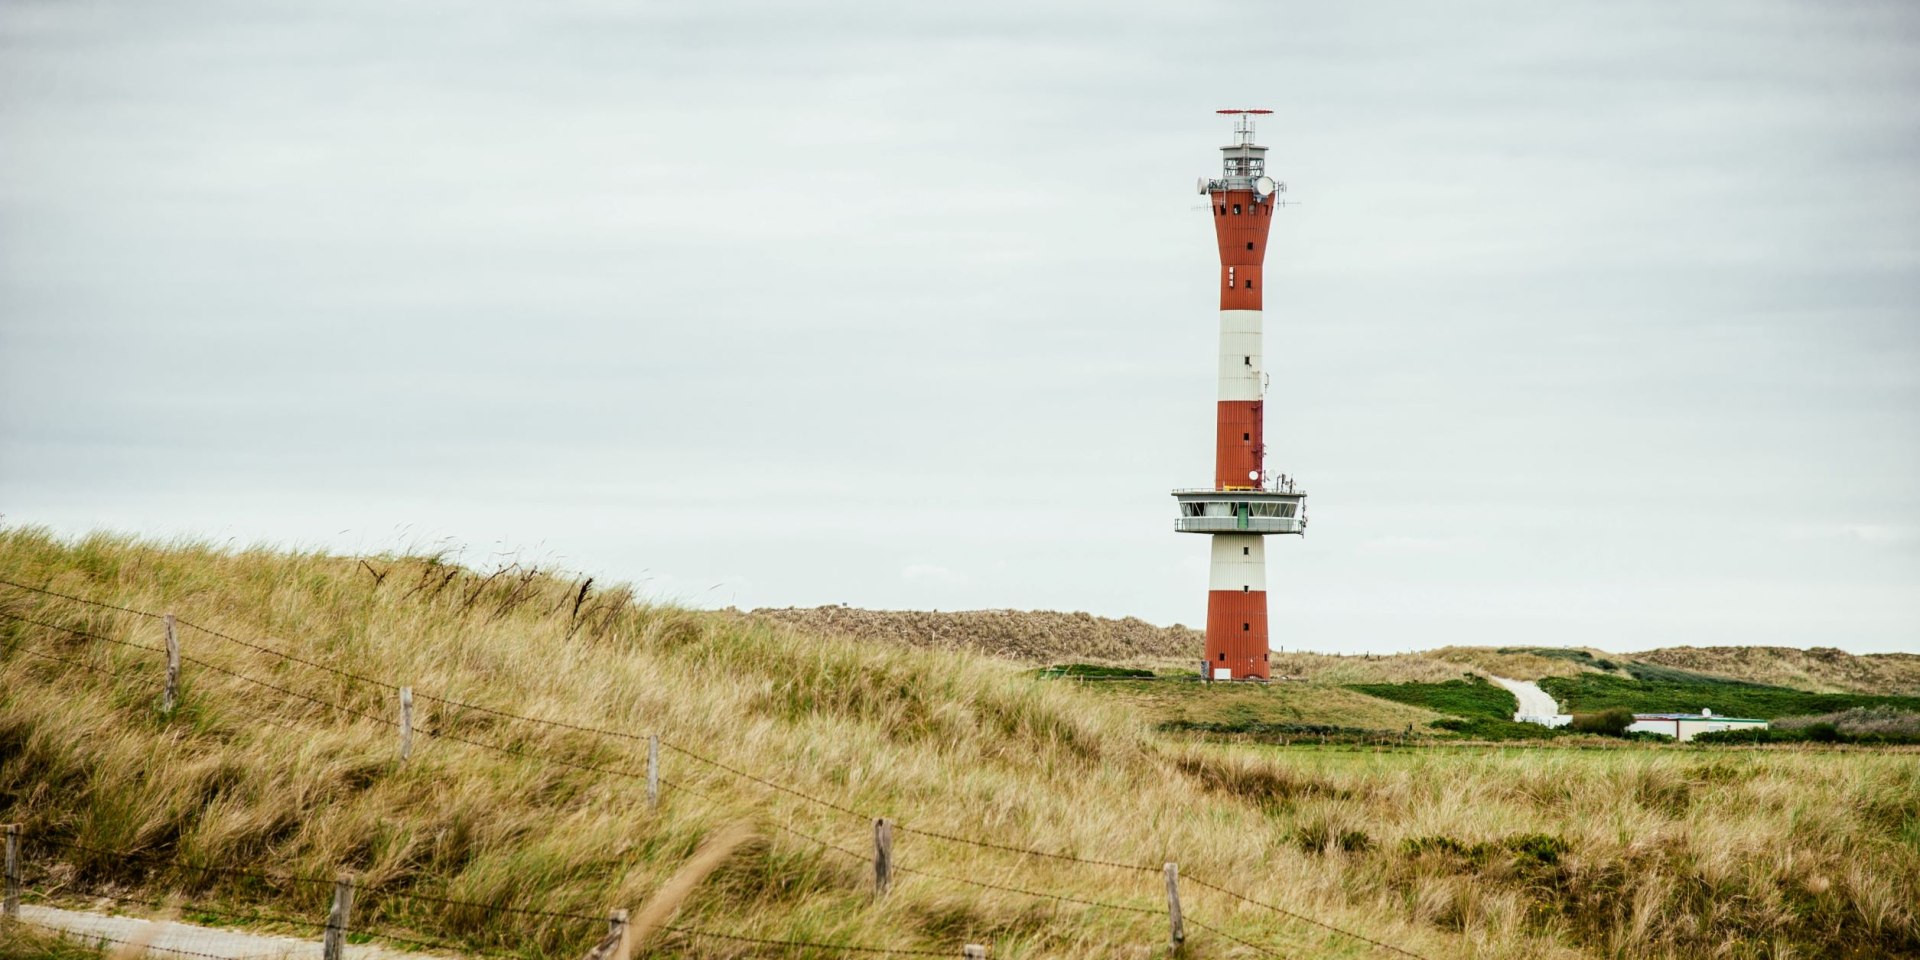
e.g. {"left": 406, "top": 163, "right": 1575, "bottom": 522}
{"left": 1427, "top": 716, "right": 1573, "bottom": 741}
{"left": 1346, "top": 674, "right": 1519, "bottom": 721}
{"left": 1539, "top": 673, "right": 1920, "bottom": 719}
{"left": 1034, "top": 663, "right": 1157, "bottom": 679}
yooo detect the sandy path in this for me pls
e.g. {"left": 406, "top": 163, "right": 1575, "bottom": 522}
{"left": 16, "top": 904, "right": 448, "bottom": 959}
{"left": 1489, "top": 675, "right": 1560, "bottom": 717}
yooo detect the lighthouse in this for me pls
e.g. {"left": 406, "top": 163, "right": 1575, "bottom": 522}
{"left": 1173, "top": 109, "right": 1306, "bottom": 681}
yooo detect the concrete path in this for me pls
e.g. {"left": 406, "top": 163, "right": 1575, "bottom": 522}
{"left": 16, "top": 904, "right": 447, "bottom": 959}
{"left": 1488, "top": 675, "right": 1559, "bottom": 718}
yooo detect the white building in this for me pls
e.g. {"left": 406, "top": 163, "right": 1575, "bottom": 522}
{"left": 1627, "top": 709, "right": 1768, "bottom": 742}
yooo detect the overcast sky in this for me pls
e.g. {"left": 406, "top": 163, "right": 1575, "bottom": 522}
{"left": 3, "top": 1, "right": 1916, "bottom": 654}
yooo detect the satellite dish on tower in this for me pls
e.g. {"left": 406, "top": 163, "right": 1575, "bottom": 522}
{"left": 1196, "top": 176, "right": 1210, "bottom": 196}
{"left": 1254, "top": 175, "right": 1276, "bottom": 196}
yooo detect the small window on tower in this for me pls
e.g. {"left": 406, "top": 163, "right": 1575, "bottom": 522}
{"left": 1243, "top": 623, "right": 1250, "bottom": 631}
{"left": 1217, "top": 205, "right": 1225, "bottom": 215}
{"left": 1246, "top": 242, "right": 1254, "bottom": 250}
{"left": 1232, "top": 204, "right": 1241, "bottom": 215}
{"left": 1242, "top": 547, "right": 1249, "bottom": 556}
{"left": 1243, "top": 356, "right": 1251, "bottom": 366}
{"left": 1244, "top": 281, "right": 1254, "bottom": 289}
{"left": 1218, "top": 652, "right": 1226, "bottom": 661}
{"left": 1242, "top": 433, "right": 1249, "bottom": 441}
{"left": 1242, "top": 585, "right": 1248, "bottom": 593}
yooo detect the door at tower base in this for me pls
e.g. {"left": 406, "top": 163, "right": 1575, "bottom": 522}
{"left": 1204, "top": 590, "right": 1270, "bottom": 680}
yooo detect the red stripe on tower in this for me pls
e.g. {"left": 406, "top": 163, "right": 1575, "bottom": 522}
{"left": 1172, "top": 110, "right": 1308, "bottom": 681}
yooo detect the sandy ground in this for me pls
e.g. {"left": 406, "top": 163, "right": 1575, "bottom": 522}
{"left": 16, "top": 903, "right": 447, "bottom": 959}
{"left": 1490, "top": 675, "right": 1560, "bottom": 717}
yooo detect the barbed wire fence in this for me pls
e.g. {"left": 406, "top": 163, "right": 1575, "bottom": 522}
{"left": 0, "top": 575, "right": 1433, "bottom": 960}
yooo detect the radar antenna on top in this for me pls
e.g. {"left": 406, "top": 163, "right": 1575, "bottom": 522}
{"left": 1215, "top": 108, "right": 1274, "bottom": 145}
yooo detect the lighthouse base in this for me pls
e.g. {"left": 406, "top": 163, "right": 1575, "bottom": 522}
{"left": 1204, "top": 533, "right": 1269, "bottom": 679}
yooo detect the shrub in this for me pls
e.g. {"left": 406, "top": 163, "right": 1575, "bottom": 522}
{"left": 1569, "top": 707, "right": 1635, "bottom": 737}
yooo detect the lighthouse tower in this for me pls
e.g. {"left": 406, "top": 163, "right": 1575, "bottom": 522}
{"left": 1173, "top": 109, "right": 1306, "bottom": 681}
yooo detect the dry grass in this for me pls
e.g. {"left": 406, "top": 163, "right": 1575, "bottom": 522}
{"left": 3, "top": 527, "right": 1917, "bottom": 960}
{"left": 746, "top": 605, "right": 1202, "bottom": 663}
{"left": 1101, "top": 677, "right": 1445, "bottom": 734}
{"left": 1630, "top": 646, "right": 1920, "bottom": 696}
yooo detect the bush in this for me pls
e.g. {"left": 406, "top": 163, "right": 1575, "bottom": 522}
{"left": 1569, "top": 707, "right": 1635, "bottom": 737}
{"left": 1803, "top": 722, "right": 1841, "bottom": 743}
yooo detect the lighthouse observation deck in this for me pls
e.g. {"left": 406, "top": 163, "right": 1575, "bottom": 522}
{"left": 1172, "top": 486, "right": 1307, "bottom": 536}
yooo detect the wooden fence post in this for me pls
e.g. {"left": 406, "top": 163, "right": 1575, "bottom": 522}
{"left": 322, "top": 873, "right": 354, "bottom": 960}
{"left": 608, "top": 908, "right": 630, "bottom": 960}
{"left": 162, "top": 614, "right": 180, "bottom": 715}
{"left": 1164, "top": 862, "right": 1184, "bottom": 952}
{"left": 398, "top": 686, "right": 414, "bottom": 761}
{"left": 580, "top": 908, "right": 630, "bottom": 960}
{"left": 646, "top": 734, "right": 660, "bottom": 810}
{"left": 873, "top": 818, "right": 893, "bottom": 898}
{"left": 963, "top": 946, "right": 986, "bottom": 959}
{"left": 4, "top": 824, "right": 19, "bottom": 921}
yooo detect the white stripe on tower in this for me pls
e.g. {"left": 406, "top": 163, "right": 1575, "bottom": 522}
{"left": 1216, "top": 309, "right": 1263, "bottom": 403}
{"left": 1208, "top": 535, "right": 1265, "bottom": 592}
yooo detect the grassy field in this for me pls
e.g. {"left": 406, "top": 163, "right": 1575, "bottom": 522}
{"left": 4, "top": 528, "right": 1918, "bottom": 959}
{"left": 1539, "top": 672, "right": 1920, "bottom": 719}
{"left": 1345, "top": 675, "right": 1518, "bottom": 721}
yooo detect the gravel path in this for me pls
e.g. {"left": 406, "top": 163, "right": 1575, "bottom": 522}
{"left": 1489, "top": 675, "right": 1560, "bottom": 718}
{"left": 17, "top": 904, "right": 449, "bottom": 959}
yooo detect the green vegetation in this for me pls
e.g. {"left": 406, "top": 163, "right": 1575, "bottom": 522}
{"left": 1426, "top": 716, "right": 1571, "bottom": 741}
{"left": 1157, "top": 719, "right": 1372, "bottom": 740}
{"left": 1346, "top": 674, "right": 1518, "bottom": 720}
{"left": 1035, "top": 663, "right": 1156, "bottom": 679}
{"left": 1569, "top": 707, "right": 1635, "bottom": 737}
{"left": 1694, "top": 725, "right": 1920, "bottom": 746}
{"left": 1539, "top": 672, "right": 1920, "bottom": 719}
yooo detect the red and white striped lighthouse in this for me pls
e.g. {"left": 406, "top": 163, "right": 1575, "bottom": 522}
{"left": 1173, "top": 110, "right": 1307, "bottom": 681}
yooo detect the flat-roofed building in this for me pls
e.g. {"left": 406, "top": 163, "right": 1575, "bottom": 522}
{"left": 1627, "top": 709, "right": 1768, "bottom": 742}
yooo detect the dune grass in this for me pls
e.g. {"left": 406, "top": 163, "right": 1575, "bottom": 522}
{"left": 3, "top": 527, "right": 1918, "bottom": 960}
